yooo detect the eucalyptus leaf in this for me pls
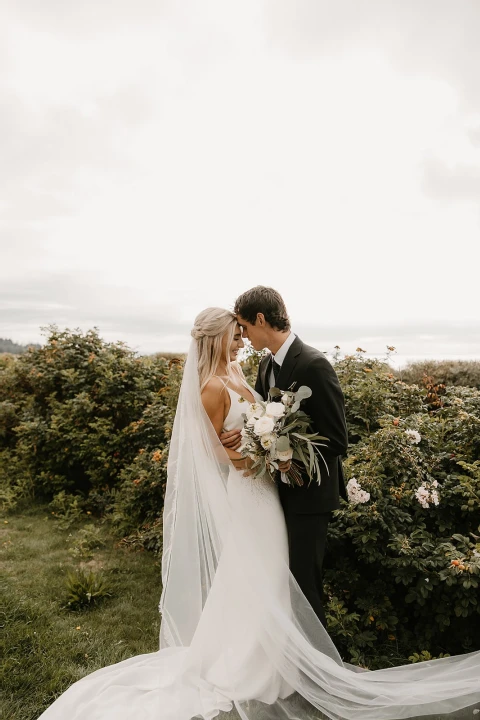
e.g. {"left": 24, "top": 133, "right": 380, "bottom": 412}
{"left": 291, "top": 401, "right": 301, "bottom": 413}
{"left": 295, "top": 386, "right": 312, "bottom": 401}
{"left": 291, "top": 432, "right": 311, "bottom": 441}
{"left": 308, "top": 442, "right": 315, "bottom": 476}
{"left": 296, "top": 443, "right": 308, "bottom": 472}
{"left": 276, "top": 435, "right": 291, "bottom": 452}
{"left": 314, "top": 447, "right": 330, "bottom": 476}
{"left": 254, "top": 459, "right": 267, "bottom": 479}
{"left": 280, "top": 420, "right": 301, "bottom": 433}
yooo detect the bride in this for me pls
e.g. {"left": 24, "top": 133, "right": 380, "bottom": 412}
{"left": 38, "top": 308, "right": 480, "bottom": 720}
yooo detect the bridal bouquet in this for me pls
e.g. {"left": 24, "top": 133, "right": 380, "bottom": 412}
{"left": 238, "top": 386, "right": 328, "bottom": 486}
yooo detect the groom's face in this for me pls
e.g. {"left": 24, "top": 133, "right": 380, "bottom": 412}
{"left": 237, "top": 314, "right": 267, "bottom": 351}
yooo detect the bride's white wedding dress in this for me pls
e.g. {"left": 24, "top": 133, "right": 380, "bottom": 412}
{"left": 38, "top": 345, "right": 480, "bottom": 720}
{"left": 191, "top": 384, "right": 293, "bottom": 704}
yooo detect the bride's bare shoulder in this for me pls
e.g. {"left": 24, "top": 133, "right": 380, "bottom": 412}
{"left": 201, "top": 377, "right": 227, "bottom": 401}
{"left": 201, "top": 377, "right": 228, "bottom": 431}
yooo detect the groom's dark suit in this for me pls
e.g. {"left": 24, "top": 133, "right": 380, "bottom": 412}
{"left": 255, "top": 336, "right": 348, "bottom": 626}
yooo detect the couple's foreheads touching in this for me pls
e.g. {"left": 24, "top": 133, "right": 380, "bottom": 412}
{"left": 191, "top": 286, "right": 292, "bottom": 371}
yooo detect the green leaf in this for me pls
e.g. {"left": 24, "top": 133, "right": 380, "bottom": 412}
{"left": 276, "top": 436, "right": 291, "bottom": 453}
{"left": 295, "top": 386, "right": 312, "bottom": 401}
{"left": 296, "top": 442, "right": 308, "bottom": 471}
{"left": 253, "top": 459, "right": 267, "bottom": 479}
{"left": 308, "top": 441, "right": 315, "bottom": 476}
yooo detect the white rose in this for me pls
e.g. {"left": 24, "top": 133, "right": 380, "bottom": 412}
{"left": 246, "top": 402, "right": 264, "bottom": 420}
{"left": 276, "top": 446, "right": 293, "bottom": 461}
{"left": 265, "top": 402, "right": 286, "bottom": 418}
{"left": 252, "top": 403, "right": 264, "bottom": 419}
{"left": 347, "top": 477, "right": 370, "bottom": 505}
{"left": 415, "top": 485, "right": 431, "bottom": 508}
{"left": 246, "top": 416, "right": 256, "bottom": 427}
{"left": 253, "top": 416, "right": 275, "bottom": 436}
{"left": 405, "top": 429, "right": 421, "bottom": 444}
{"left": 260, "top": 433, "right": 275, "bottom": 450}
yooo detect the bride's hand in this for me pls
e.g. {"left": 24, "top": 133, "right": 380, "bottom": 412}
{"left": 220, "top": 429, "right": 242, "bottom": 450}
{"left": 231, "top": 456, "right": 254, "bottom": 476}
{"left": 242, "top": 457, "right": 254, "bottom": 477}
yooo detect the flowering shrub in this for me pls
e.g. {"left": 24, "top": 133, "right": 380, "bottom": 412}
{"left": 111, "top": 446, "right": 169, "bottom": 536}
{"left": 0, "top": 327, "right": 172, "bottom": 507}
{"left": 324, "top": 351, "right": 480, "bottom": 667}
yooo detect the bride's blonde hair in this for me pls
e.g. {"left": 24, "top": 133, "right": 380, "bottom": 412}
{"left": 191, "top": 308, "right": 239, "bottom": 390}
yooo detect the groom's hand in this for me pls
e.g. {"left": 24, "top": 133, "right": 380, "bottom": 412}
{"left": 220, "top": 429, "right": 242, "bottom": 450}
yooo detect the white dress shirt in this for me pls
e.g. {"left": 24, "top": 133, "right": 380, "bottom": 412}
{"left": 269, "top": 332, "right": 297, "bottom": 388}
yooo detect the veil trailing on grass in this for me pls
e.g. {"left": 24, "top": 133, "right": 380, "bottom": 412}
{"left": 38, "top": 341, "right": 480, "bottom": 720}
{"left": 159, "top": 340, "right": 480, "bottom": 720}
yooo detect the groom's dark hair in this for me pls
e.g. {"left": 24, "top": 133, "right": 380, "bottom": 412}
{"left": 234, "top": 286, "right": 291, "bottom": 331}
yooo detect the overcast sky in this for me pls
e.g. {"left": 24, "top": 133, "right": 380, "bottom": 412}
{"left": 1, "top": 0, "right": 480, "bottom": 365}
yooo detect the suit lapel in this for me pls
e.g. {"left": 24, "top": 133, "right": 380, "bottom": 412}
{"left": 276, "top": 336, "right": 303, "bottom": 391}
{"left": 259, "top": 355, "right": 272, "bottom": 399}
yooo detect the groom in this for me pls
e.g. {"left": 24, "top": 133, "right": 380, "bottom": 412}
{"left": 222, "top": 286, "right": 348, "bottom": 627}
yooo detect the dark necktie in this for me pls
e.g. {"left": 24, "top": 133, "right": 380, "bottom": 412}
{"left": 272, "top": 359, "right": 281, "bottom": 385}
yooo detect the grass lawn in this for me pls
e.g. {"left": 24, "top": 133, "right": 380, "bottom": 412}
{"left": 1, "top": 506, "right": 161, "bottom": 720}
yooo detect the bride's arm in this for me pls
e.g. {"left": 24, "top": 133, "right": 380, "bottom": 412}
{"left": 201, "top": 379, "right": 249, "bottom": 469}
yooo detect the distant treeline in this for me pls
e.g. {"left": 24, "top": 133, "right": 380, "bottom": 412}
{"left": 0, "top": 338, "right": 42, "bottom": 355}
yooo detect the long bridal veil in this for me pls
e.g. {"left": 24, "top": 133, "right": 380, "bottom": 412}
{"left": 160, "top": 341, "right": 480, "bottom": 720}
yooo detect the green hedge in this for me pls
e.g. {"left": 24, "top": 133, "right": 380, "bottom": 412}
{"left": 325, "top": 353, "right": 480, "bottom": 666}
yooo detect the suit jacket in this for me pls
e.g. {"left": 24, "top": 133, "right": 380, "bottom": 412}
{"left": 255, "top": 336, "right": 348, "bottom": 514}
